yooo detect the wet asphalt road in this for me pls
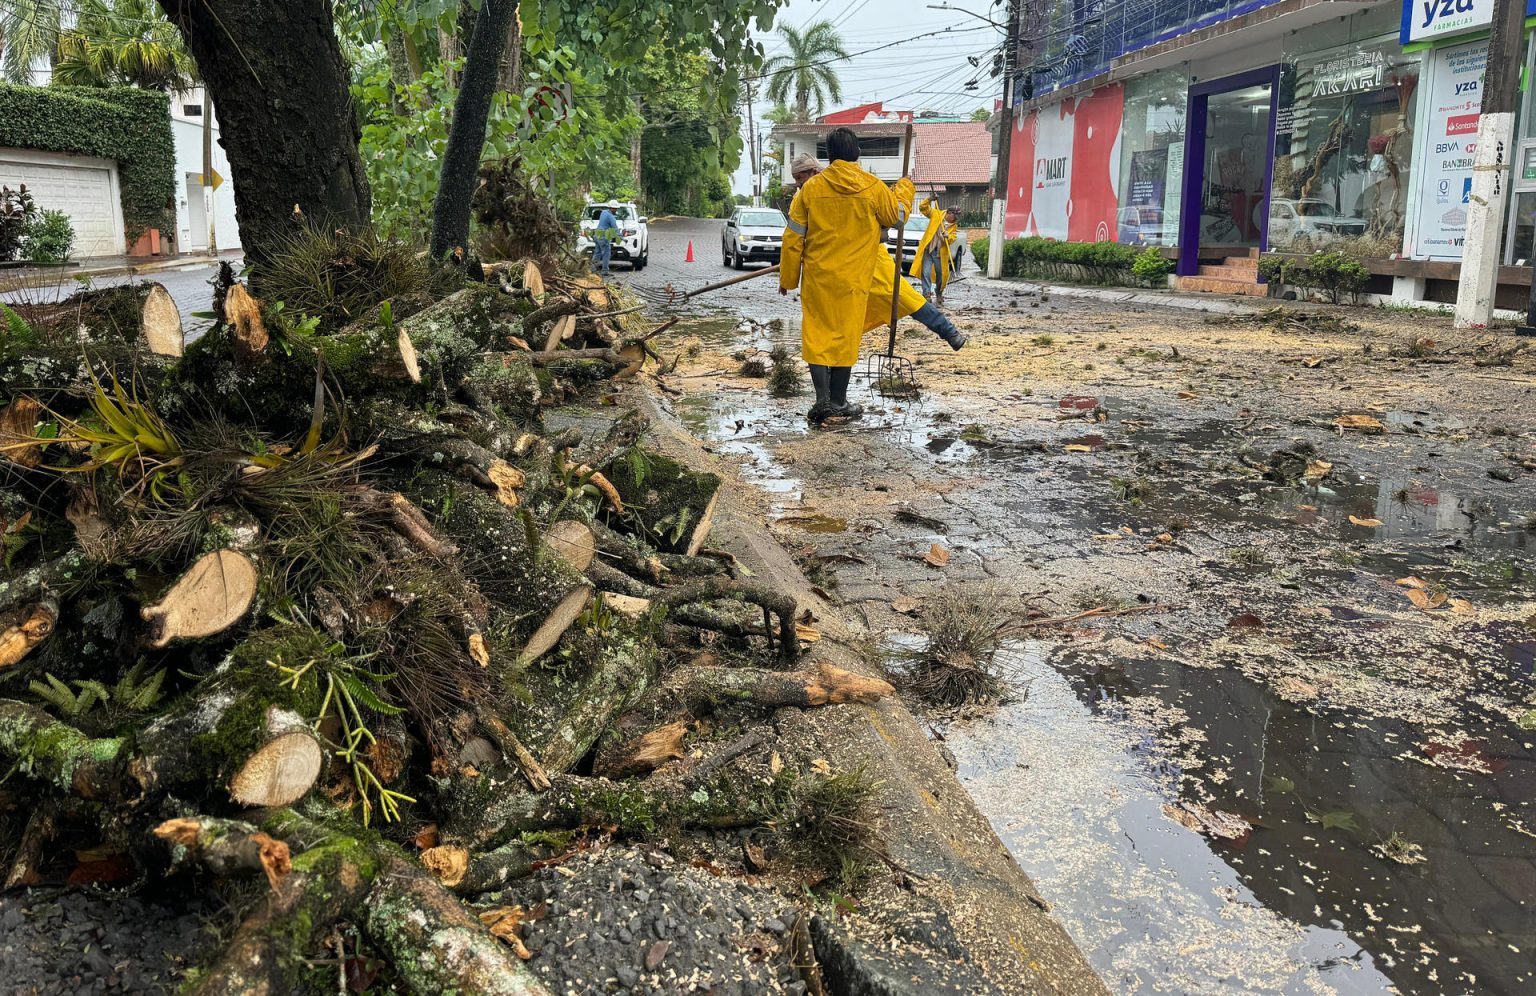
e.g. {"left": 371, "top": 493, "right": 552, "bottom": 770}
{"left": 609, "top": 215, "right": 993, "bottom": 323}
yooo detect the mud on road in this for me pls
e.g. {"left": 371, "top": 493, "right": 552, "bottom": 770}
{"left": 633, "top": 218, "right": 1536, "bottom": 996}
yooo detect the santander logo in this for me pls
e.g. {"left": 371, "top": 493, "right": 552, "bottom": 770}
{"left": 1446, "top": 113, "right": 1479, "bottom": 136}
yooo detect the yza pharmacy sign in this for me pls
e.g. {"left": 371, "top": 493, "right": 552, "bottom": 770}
{"left": 1402, "top": 0, "right": 1536, "bottom": 45}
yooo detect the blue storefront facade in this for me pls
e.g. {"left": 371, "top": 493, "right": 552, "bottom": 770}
{"left": 1007, "top": 0, "right": 1536, "bottom": 305}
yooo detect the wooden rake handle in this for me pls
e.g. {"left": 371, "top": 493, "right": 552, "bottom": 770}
{"left": 888, "top": 122, "right": 916, "bottom": 358}
{"left": 670, "top": 264, "right": 781, "bottom": 303}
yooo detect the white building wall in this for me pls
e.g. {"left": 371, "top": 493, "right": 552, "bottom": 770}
{"left": 169, "top": 88, "right": 239, "bottom": 253}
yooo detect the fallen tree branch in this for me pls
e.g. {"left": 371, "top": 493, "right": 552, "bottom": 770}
{"left": 651, "top": 576, "right": 799, "bottom": 661}
{"left": 154, "top": 816, "right": 291, "bottom": 892}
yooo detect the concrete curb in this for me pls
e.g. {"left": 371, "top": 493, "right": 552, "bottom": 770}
{"left": 965, "top": 274, "right": 1267, "bottom": 315}
{"left": 0, "top": 254, "right": 236, "bottom": 293}
{"left": 632, "top": 385, "right": 1108, "bottom": 996}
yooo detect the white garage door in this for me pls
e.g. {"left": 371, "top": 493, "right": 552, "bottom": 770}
{"left": 0, "top": 149, "right": 125, "bottom": 258}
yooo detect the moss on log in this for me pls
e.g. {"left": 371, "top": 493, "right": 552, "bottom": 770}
{"left": 0, "top": 700, "right": 127, "bottom": 801}
{"left": 603, "top": 450, "right": 721, "bottom": 555}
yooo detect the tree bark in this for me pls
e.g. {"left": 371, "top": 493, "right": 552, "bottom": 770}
{"left": 157, "top": 0, "right": 370, "bottom": 270}
{"left": 430, "top": 0, "right": 521, "bottom": 258}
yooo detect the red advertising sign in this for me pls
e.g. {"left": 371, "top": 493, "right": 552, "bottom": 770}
{"left": 1004, "top": 84, "right": 1125, "bottom": 241}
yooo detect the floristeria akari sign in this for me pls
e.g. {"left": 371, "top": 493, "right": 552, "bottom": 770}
{"left": 1402, "top": 0, "right": 1536, "bottom": 45}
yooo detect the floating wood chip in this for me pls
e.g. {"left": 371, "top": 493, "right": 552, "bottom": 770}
{"left": 141, "top": 549, "right": 258, "bottom": 647}
{"left": 1162, "top": 802, "right": 1251, "bottom": 840}
{"left": 1348, "top": 515, "right": 1383, "bottom": 528}
{"left": 398, "top": 327, "right": 421, "bottom": 383}
{"left": 0, "top": 395, "right": 42, "bottom": 468}
{"left": 468, "top": 632, "right": 490, "bottom": 667}
{"left": 1335, "top": 414, "right": 1385, "bottom": 434}
{"left": 487, "top": 459, "right": 526, "bottom": 508}
{"left": 140, "top": 283, "right": 184, "bottom": 356}
{"left": 545, "top": 520, "right": 595, "bottom": 572}
{"left": 1302, "top": 459, "right": 1332, "bottom": 483}
{"left": 0, "top": 600, "right": 58, "bottom": 669}
{"left": 222, "top": 284, "right": 269, "bottom": 363}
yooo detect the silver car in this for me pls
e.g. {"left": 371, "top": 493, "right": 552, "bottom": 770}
{"left": 721, "top": 207, "right": 786, "bottom": 269}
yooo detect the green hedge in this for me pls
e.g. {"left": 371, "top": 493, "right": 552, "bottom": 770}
{"left": 971, "top": 236, "right": 1161, "bottom": 286}
{"left": 0, "top": 84, "right": 175, "bottom": 244}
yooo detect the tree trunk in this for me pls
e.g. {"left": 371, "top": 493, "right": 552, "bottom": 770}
{"left": 429, "top": 0, "right": 521, "bottom": 258}
{"left": 156, "top": 0, "right": 370, "bottom": 270}
{"left": 497, "top": 3, "right": 522, "bottom": 94}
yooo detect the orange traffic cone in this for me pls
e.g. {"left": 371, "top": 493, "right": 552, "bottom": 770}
{"left": 685, "top": 240, "right": 695, "bottom": 262}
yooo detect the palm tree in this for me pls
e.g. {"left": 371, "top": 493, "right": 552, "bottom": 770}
{"left": 762, "top": 20, "right": 847, "bottom": 122}
{"left": 53, "top": 0, "right": 196, "bottom": 90}
{"left": 0, "top": 0, "right": 68, "bottom": 83}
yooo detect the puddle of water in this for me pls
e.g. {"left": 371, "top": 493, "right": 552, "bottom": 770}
{"left": 951, "top": 646, "right": 1398, "bottom": 996}
{"left": 950, "top": 642, "right": 1536, "bottom": 995}
{"left": 774, "top": 514, "right": 847, "bottom": 533}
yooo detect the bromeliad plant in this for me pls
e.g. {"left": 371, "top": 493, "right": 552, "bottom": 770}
{"left": 268, "top": 637, "right": 417, "bottom": 827}
{"left": 54, "top": 368, "right": 185, "bottom": 503}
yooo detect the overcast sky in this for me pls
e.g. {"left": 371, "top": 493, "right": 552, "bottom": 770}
{"left": 731, "top": 0, "right": 1007, "bottom": 194}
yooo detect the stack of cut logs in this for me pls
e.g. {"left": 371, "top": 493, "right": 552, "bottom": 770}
{"left": 0, "top": 249, "right": 891, "bottom": 993}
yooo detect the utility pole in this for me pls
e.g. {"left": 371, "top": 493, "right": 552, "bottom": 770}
{"left": 202, "top": 89, "right": 217, "bottom": 255}
{"left": 987, "top": 0, "right": 1021, "bottom": 278}
{"left": 1453, "top": 0, "right": 1524, "bottom": 327}
{"left": 745, "top": 79, "right": 761, "bottom": 207}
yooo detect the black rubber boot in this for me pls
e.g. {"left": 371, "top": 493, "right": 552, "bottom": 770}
{"left": 829, "top": 366, "right": 862, "bottom": 419}
{"left": 914, "top": 303, "right": 968, "bottom": 350}
{"left": 807, "top": 364, "right": 836, "bottom": 424}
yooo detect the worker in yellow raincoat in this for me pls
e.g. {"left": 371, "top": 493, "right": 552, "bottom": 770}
{"left": 909, "top": 197, "right": 959, "bottom": 304}
{"left": 781, "top": 133, "right": 966, "bottom": 425}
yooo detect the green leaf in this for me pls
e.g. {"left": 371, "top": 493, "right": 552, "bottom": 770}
{"left": 1265, "top": 775, "right": 1295, "bottom": 794}
{"left": 1305, "top": 809, "right": 1358, "bottom": 832}
{"left": 341, "top": 672, "right": 406, "bottom": 716}
{"left": 1518, "top": 709, "right": 1536, "bottom": 731}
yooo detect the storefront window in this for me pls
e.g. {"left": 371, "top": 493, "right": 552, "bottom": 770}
{"left": 1116, "top": 69, "right": 1187, "bottom": 247}
{"left": 1270, "top": 39, "right": 1421, "bottom": 257}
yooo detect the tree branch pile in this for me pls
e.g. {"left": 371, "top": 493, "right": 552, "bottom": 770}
{"left": 0, "top": 237, "right": 894, "bottom": 992}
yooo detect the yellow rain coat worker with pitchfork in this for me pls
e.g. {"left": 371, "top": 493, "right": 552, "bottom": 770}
{"left": 781, "top": 137, "right": 969, "bottom": 425}
{"left": 909, "top": 196, "right": 959, "bottom": 303}
{"left": 780, "top": 129, "right": 966, "bottom": 425}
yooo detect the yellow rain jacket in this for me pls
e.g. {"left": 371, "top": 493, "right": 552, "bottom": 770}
{"left": 864, "top": 249, "right": 927, "bottom": 334}
{"left": 781, "top": 161, "right": 913, "bottom": 366}
{"left": 908, "top": 197, "right": 958, "bottom": 290}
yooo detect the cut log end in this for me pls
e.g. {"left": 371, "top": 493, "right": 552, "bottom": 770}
{"left": 488, "top": 459, "right": 526, "bottom": 509}
{"left": 0, "top": 395, "right": 43, "bottom": 468}
{"left": 140, "top": 549, "right": 258, "bottom": 647}
{"left": 545, "top": 520, "right": 595, "bottom": 573}
{"left": 684, "top": 492, "right": 719, "bottom": 557}
{"left": 517, "top": 585, "right": 592, "bottom": 664}
{"left": 141, "top": 283, "right": 185, "bottom": 357}
{"left": 0, "top": 600, "right": 58, "bottom": 669}
{"left": 398, "top": 327, "right": 422, "bottom": 383}
{"left": 420, "top": 844, "right": 470, "bottom": 888}
{"left": 598, "top": 720, "right": 688, "bottom": 779}
{"left": 223, "top": 283, "right": 269, "bottom": 363}
{"left": 229, "top": 729, "right": 325, "bottom": 807}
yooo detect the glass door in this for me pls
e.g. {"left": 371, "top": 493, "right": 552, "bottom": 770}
{"left": 1200, "top": 84, "right": 1273, "bottom": 249}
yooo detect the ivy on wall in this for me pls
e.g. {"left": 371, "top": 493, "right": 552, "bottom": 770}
{"left": 0, "top": 84, "right": 175, "bottom": 244}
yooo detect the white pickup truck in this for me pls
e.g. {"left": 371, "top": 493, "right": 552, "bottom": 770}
{"left": 576, "top": 202, "right": 649, "bottom": 271}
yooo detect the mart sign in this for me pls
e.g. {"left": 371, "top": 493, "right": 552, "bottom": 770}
{"left": 1402, "top": 0, "right": 1536, "bottom": 44}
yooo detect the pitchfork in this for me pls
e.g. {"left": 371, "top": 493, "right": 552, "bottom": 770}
{"left": 635, "top": 264, "right": 781, "bottom": 308}
{"left": 866, "top": 122, "right": 919, "bottom": 398}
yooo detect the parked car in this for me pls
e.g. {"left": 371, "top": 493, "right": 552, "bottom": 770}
{"left": 576, "top": 201, "right": 649, "bottom": 270}
{"left": 1116, "top": 205, "right": 1165, "bottom": 245}
{"left": 721, "top": 207, "right": 787, "bottom": 269}
{"left": 1268, "top": 198, "right": 1366, "bottom": 246}
{"left": 883, "top": 213, "right": 930, "bottom": 266}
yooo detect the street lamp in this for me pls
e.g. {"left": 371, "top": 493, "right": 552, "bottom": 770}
{"left": 925, "top": 3, "right": 1007, "bottom": 29}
